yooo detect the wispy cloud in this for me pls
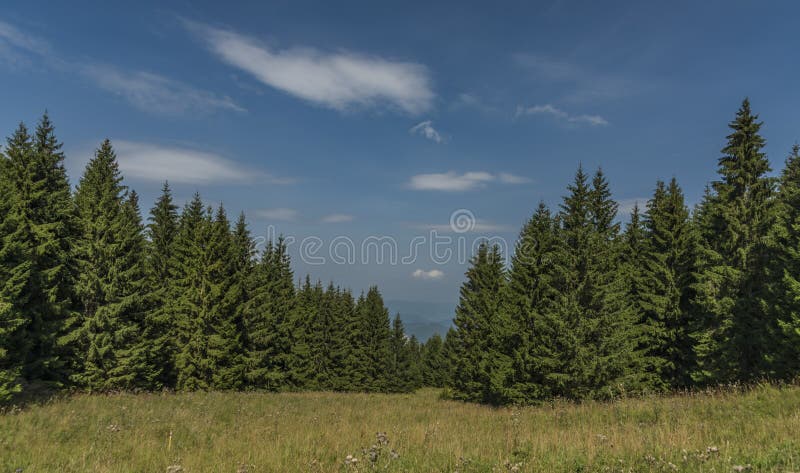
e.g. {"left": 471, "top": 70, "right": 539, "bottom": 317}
{"left": 516, "top": 104, "right": 609, "bottom": 127}
{"left": 498, "top": 172, "right": 532, "bottom": 184}
{"left": 409, "top": 120, "right": 445, "bottom": 143}
{"left": 0, "top": 20, "right": 51, "bottom": 56}
{"left": 408, "top": 171, "right": 529, "bottom": 192}
{"left": 112, "top": 141, "right": 288, "bottom": 184}
{"left": 412, "top": 269, "right": 445, "bottom": 280}
{"left": 82, "top": 64, "right": 244, "bottom": 116}
{"left": 0, "top": 19, "right": 241, "bottom": 116}
{"left": 321, "top": 213, "right": 355, "bottom": 223}
{"left": 184, "top": 20, "right": 434, "bottom": 114}
{"left": 255, "top": 208, "right": 298, "bottom": 221}
{"left": 514, "top": 53, "right": 637, "bottom": 103}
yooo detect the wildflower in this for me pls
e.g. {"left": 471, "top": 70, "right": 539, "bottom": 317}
{"left": 344, "top": 455, "right": 359, "bottom": 466}
{"left": 706, "top": 446, "right": 719, "bottom": 454}
{"left": 732, "top": 466, "right": 752, "bottom": 472}
{"left": 165, "top": 466, "right": 183, "bottom": 473}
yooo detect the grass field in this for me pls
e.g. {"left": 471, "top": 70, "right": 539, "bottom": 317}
{"left": 2, "top": 386, "right": 800, "bottom": 472}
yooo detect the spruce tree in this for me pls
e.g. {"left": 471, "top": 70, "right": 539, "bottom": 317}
{"left": 772, "top": 144, "right": 800, "bottom": 377}
{"left": 507, "top": 203, "right": 573, "bottom": 401}
{"left": 386, "top": 314, "right": 415, "bottom": 392}
{"left": 640, "top": 179, "right": 699, "bottom": 389}
{"left": 0, "top": 126, "right": 29, "bottom": 401}
{"left": 172, "top": 199, "right": 244, "bottom": 390}
{"left": 451, "top": 243, "right": 512, "bottom": 404}
{"left": 695, "top": 99, "right": 777, "bottom": 382}
{"left": 357, "top": 286, "right": 392, "bottom": 392}
{"left": 70, "top": 140, "right": 150, "bottom": 391}
{"left": 0, "top": 117, "right": 76, "bottom": 396}
{"left": 144, "top": 182, "right": 180, "bottom": 388}
{"left": 420, "top": 333, "right": 447, "bottom": 387}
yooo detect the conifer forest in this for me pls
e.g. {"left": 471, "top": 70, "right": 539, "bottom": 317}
{"left": 2, "top": 99, "right": 800, "bottom": 408}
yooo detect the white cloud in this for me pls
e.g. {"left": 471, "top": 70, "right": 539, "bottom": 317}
{"left": 321, "top": 213, "right": 355, "bottom": 223}
{"left": 409, "top": 120, "right": 445, "bottom": 143}
{"left": 255, "top": 208, "right": 298, "bottom": 221}
{"left": 112, "top": 141, "right": 287, "bottom": 184}
{"left": 184, "top": 20, "right": 434, "bottom": 114}
{"left": 412, "top": 269, "right": 445, "bottom": 280}
{"left": 408, "top": 171, "right": 529, "bottom": 192}
{"left": 82, "top": 64, "right": 244, "bottom": 116}
{"left": 516, "top": 104, "right": 609, "bottom": 127}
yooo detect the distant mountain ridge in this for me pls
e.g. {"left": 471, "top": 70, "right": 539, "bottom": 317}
{"left": 385, "top": 300, "right": 454, "bottom": 341}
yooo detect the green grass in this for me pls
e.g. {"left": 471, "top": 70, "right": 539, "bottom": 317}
{"left": 2, "top": 385, "right": 800, "bottom": 472}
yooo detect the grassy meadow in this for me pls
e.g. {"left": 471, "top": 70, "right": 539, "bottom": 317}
{"left": 2, "top": 386, "right": 800, "bottom": 472}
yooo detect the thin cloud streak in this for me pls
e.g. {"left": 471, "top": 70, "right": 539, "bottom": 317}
{"left": 322, "top": 213, "right": 355, "bottom": 223}
{"left": 255, "top": 208, "right": 298, "bottom": 221}
{"left": 82, "top": 64, "right": 245, "bottom": 116}
{"left": 516, "top": 104, "right": 609, "bottom": 126}
{"left": 113, "top": 141, "right": 289, "bottom": 185}
{"left": 184, "top": 20, "right": 434, "bottom": 114}
{"left": 408, "top": 171, "right": 529, "bottom": 192}
{"left": 412, "top": 269, "right": 445, "bottom": 280}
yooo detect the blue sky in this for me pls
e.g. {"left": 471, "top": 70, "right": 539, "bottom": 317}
{"left": 2, "top": 0, "right": 800, "bottom": 316}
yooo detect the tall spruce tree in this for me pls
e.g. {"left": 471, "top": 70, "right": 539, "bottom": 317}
{"left": 144, "top": 182, "right": 179, "bottom": 388}
{"left": 772, "top": 144, "right": 800, "bottom": 377}
{"left": 386, "top": 314, "right": 415, "bottom": 392}
{"left": 0, "top": 117, "right": 76, "bottom": 398}
{"left": 172, "top": 199, "right": 243, "bottom": 390}
{"left": 0, "top": 125, "right": 30, "bottom": 400}
{"left": 695, "top": 99, "right": 777, "bottom": 382}
{"left": 555, "top": 167, "right": 639, "bottom": 399}
{"left": 70, "top": 140, "right": 150, "bottom": 391}
{"left": 507, "top": 203, "right": 573, "bottom": 401}
{"left": 620, "top": 203, "right": 658, "bottom": 391}
{"left": 639, "top": 179, "right": 699, "bottom": 389}
{"left": 451, "top": 242, "right": 511, "bottom": 404}
{"left": 357, "top": 286, "right": 392, "bottom": 392}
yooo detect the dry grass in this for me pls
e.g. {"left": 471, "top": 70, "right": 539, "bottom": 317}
{"left": 2, "top": 385, "right": 800, "bottom": 472}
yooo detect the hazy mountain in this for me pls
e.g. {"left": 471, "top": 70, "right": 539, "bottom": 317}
{"left": 385, "top": 300, "right": 454, "bottom": 341}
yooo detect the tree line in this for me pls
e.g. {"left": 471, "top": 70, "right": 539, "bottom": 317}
{"left": 0, "top": 114, "right": 447, "bottom": 402}
{"left": 447, "top": 99, "right": 800, "bottom": 404}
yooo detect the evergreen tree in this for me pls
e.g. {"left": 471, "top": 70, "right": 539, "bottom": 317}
{"left": 695, "top": 99, "right": 777, "bottom": 382}
{"left": 172, "top": 199, "right": 243, "bottom": 390}
{"left": 0, "top": 117, "right": 76, "bottom": 397}
{"left": 420, "top": 333, "right": 447, "bottom": 387}
{"left": 357, "top": 286, "right": 392, "bottom": 392}
{"left": 772, "top": 144, "right": 800, "bottom": 377}
{"left": 0, "top": 125, "right": 30, "bottom": 401}
{"left": 386, "top": 314, "right": 415, "bottom": 392}
{"left": 70, "top": 140, "right": 150, "bottom": 391}
{"left": 555, "top": 167, "right": 639, "bottom": 399}
{"left": 451, "top": 243, "right": 511, "bottom": 404}
{"left": 144, "top": 182, "right": 179, "bottom": 388}
{"left": 640, "top": 179, "right": 699, "bottom": 389}
{"left": 507, "top": 203, "right": 573, "bottom": 401}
